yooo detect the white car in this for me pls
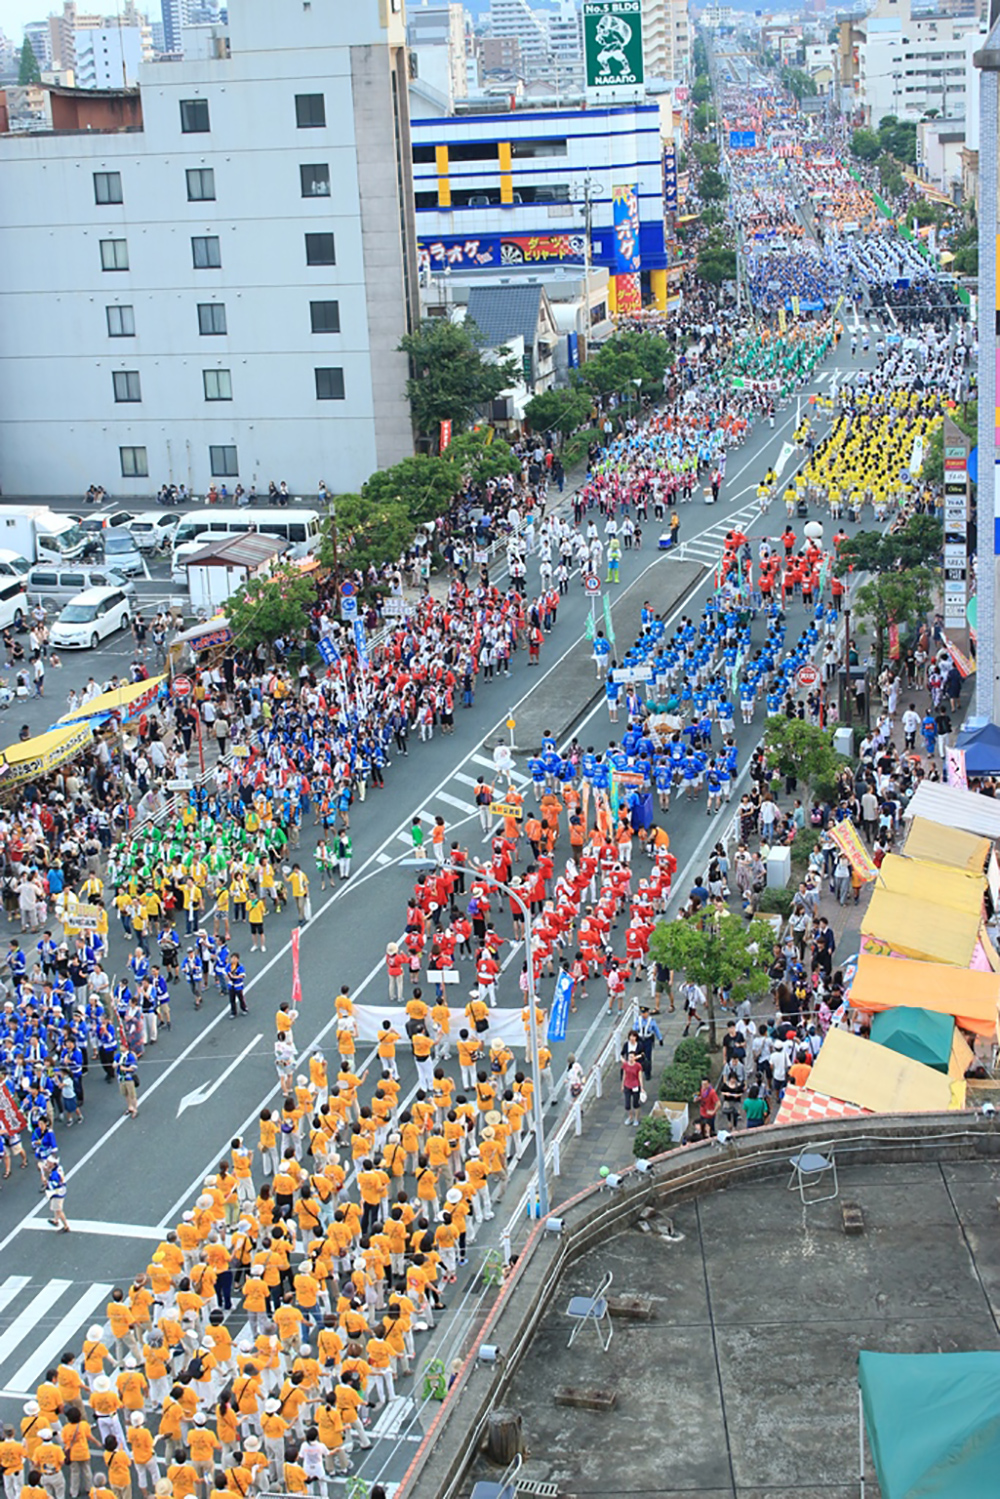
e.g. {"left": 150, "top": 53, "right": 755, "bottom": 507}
{"left": 51, "top": 585, "right": 131, "bottom": 650}
{"left": 128, "top": 513, "right": 182, "bottom": 553}
{"left": 0, "top": 549, "right": 31, "bottom": 580}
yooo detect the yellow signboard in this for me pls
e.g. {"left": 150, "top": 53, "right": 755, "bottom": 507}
{"left": 489, "top": 800, "right": 523, "bottom": 821}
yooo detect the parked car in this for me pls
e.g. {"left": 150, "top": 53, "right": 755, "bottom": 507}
{"left": 128, "top": 513, "right": 182, "bottom": 554}
{"left": 50, "top": 586, "right": 132, "bottom": 649}
{"left": 101, "top": 527, "right": 145, "bottom": 577}
{"left": 26, "top": 563, "right": 135, "bottom": 605}
{"left": 0, "top": 549, "right": 31, "bottom": 579}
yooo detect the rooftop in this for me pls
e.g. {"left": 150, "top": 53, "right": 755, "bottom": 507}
{"left": 186, "top": 533, "right": 286, "bottom": 568}
{"left": 463, "top": 1151, "right": 1000, "bottom": 1498}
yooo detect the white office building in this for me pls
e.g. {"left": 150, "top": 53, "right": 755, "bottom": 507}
{"left": 74, "top": 26, "right": 145, "bottom": 89}
{"left": 0, "top": 0, "right": 417, "bottom": 500}
{"left": 858, "top": 0, "right": 985, "bottom": 122}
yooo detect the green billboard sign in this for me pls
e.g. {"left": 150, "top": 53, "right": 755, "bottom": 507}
{"left": 583, "top": 0, "right": 644, "bottom": 93}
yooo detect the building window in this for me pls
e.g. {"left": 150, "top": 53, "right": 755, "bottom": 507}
{"left": 112, "top": 370, "right": 142, "bottom": 403}
{"left": 94, "top": 170, "right": 123, "bottom": 204}
{"left": 198, "top": 302, "right": 227, "bottom": 335}
{"left": 305, "top": 232, "right": 336, "bottom": 265}
{"left": 180, "top": 98, "right": 210, "bottom": 133}
{"left": 315, "top": 367, "right": 345, "bottom": 401}
{"left": 100, "top": 238, "right": 129, "bottom": 271}
{"left": 310, "top": 300, "right": 340, "bottom": 333}
{"left": 106, "top": 304, "right": 135, "bottom": 337}
{"left": 186, "top": 167, "right": 216, "bottom": 201}
{"left": 510, "top": 138, "right": 568, "bottom": 158}
{"left": 209, "top": 444, "right": 238, "bottom": 477}
{"left": 120, "top": 445, "right": 148, "bottom": 478}
{"left": 192, "top": 235, "right": 221, "bottom": 268}
{"left": 300, "top": 163, "right": 331, "bottom": 197}
{"left": 203, "top": 368, "right": 233, "bottom": 401}
{"left": 295, "top": 92, "right": 326, "bottom": 128}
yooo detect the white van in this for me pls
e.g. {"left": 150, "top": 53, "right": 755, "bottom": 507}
{"left": 51, "top": 585, "right": 132, "bottom": 650}
{"left": 102, "top": 527, "right": 145, "bottom": 577}
{"left": 0, "top": 579, "right": 28, "bottom": 630}
{"left": 128, "top": 513, "right": 182, "bottom": 554}
{"left": 0, "top": 550, "right": 30, "bottom": 580}
{"left": 171, "top": 508, "right": 322, "bottom": 560}
{"left": 26, "top": 563, "right": 136, "bottom": 605}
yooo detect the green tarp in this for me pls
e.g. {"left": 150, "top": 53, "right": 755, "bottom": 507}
{"left": 860, "top": 1351, "right": 1000, "bottom": 1498}
{"left": 869, "top": 1006, "right": 954, "bottom": 1074}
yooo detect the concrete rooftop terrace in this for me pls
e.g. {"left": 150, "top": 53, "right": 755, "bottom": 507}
{"left": 463, "top": 1154, "right": 1000, "bottom": 1499}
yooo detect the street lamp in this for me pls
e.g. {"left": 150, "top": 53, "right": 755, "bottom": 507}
{"left": 452, "top": 858, "right": 550, "bottom": 1217}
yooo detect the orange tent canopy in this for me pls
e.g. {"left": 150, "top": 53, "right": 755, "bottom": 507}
{"left": 850, "top": 952, "right": 1000, "bottom": 1038}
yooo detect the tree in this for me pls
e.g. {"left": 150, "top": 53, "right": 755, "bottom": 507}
{"left": 649, "top": 915, "right": 774, "bottom": 1049}
{"left": 691, "top": 140, "right": 719, "bottom": 168}
{"left": 397, "top": 318, "right": 519, "bottom": 445}
{"left": 578, "top": 329, "right": 674, "bottom": 403}
{"left": 225, "top": 564, "right": 317, "bottom": 654}
{"left": 852, "top": 568, "right": 936, "bottom": 670}
{"left": 446, "top": 429, "right": 522, "bottom": 484}
{"left": 910, "top": 198, "right": 936, "bottom": 227}
{"left": 691, "top": 75, "right": 712, "bottom": 105}
{"left": 523, "top": 386, "right": 593, "bottom": 441}
{"left": 320, "top": 491, "right": 414, "bottom": 575}
{"left": 953, "top": 243, "right": 978, "bottom": 275}
{"left": 19, "top": 39, "right": 41, "bottom": 85}
{"left": 699, "top": 168, "right": 728, "bottom": 202}
{"left": 362, "top": 453, "right": 460, "bottom": 526}
{"left": 923, "top": 426, "right": 943, "bottom": 484}
{"left": 834, "top": 514, "right": 942, "bottom": 578}
{"left": 763, "top": 718, "right": 848, "bottom": 801}
{"left": 696, "top": 242, "right": 737, "bottom": 284}
{"left": 850, "top": 128, "right": 881, "bottom": 163}
{"left": 782, "top": 67, "right": 818, "bottom": 101}
{"left": 692, "top": 103, "right": 711, "bottom": 135}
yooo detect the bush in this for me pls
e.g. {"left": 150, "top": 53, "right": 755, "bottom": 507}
{"left": 561, "top": 431, "right": 593, "bottom": 472}
{"left": 673, "top": 1036, "right": 710, "bottom": 1072}
{"left": 756, "top": 886, "right": 795, "bottom": 919}
{"left": 658, "top": 1061, "right": 703, "bottom": 1104}
{"left": 634, "top": 1116, "right": 678, "bottom": 1159}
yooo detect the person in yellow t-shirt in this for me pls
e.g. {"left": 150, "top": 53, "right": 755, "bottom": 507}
{"left": 247, "top": 896, "right": 266, "bottom": 953}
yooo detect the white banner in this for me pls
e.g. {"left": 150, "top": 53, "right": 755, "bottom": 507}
{"left": 352, "top": 1003, "right": 530, "bottom": 1050}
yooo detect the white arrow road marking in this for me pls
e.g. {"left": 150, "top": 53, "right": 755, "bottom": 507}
{"left": 176, "top": 1032, "right": 263, "bottom": 1118}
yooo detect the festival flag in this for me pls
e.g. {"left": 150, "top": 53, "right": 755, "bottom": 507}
{"left": 585, "top": 610, "right": 595, "bottom": 641}
{"left": 291, "top": 927, "right": 302, "bottom": 1006}
{"left": 439, "top": 419, "right": 452, "bottom": 453}
{"left": 829, "top": 818, "right": 879, "bottom": 883}
{"left": 944, "top": 638, "right": 975, "bottom": 678}
{"left": 547, "top": 970, "right": 574, "bottom": 1044}
{"left": 603, "top": 593, "right": 615, "bottom": 645}
{"left": 946, "top": 746, "right": 968, "bottom": 790}
{"left": 0, "top": 1082, "right": 26, "bottom": 1136}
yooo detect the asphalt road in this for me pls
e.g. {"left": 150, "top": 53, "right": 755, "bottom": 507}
{"left": 0, "top": 326, "right": 878, "bottom": 1463}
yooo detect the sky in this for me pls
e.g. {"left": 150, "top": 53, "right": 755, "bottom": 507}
{"left": 3, "top": 1, "right": 57, "bottom": 43}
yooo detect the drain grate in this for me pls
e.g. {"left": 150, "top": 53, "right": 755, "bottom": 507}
{"left": 517, "top": 1482, "right": 560, "bottom": 1498}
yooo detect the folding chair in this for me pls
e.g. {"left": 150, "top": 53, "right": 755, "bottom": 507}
{"left": 788, "top": 1146, "right": 838, "bottom": 1205}
{"left": 471, "top": 1451, "right": 523, "bottom": 1499}
{"left": 565, "top": 1269, "right": 614, "bottom": 1351}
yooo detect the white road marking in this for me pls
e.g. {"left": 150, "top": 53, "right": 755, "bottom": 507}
{"left": 3, "top": 1283, "right": 112, "bottom": 1400}
{"left": 0, "top": 1281, "right": 73, "bottom": 1366}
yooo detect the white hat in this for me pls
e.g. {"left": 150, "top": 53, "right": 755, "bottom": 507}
{"left": 93, "top": 1376, "right": 112, "bottom": 1393}
{"left": 23, "top": 1402, "right": 40, "bottom": 1416}
{"left": 445, "top": 1188, "right": 463, "bottom": 1205}
{"left": 263, "top": 1399, "right": 280, "bottom": 1414}
{"left": 123, "top": 1355, "right": 137, "bottom": 1369}
{"left": 243, "top": 1436, "right": 261, "bottom": 1452}
{"left": 130, "top": 1412, "right": 146, "bottom": 1427}
{"left": 38, "top": 1429, "right": 53, "bottom": 1441}
{"left": 87, "top": 1324, "right": 103, "bottom": 1340}
{"left": 193, "top": 1413, "right": 207, "bottom": 1426}
{"left": 353, "top": 1258, "right": 366, "bottom": 1272}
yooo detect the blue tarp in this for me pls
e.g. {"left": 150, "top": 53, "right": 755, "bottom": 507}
{"left": 955, "top": 722, "right": 1000, "bottom": 776}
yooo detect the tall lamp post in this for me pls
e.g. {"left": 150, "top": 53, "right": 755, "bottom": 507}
{"left": 454, "top": 859, "right": 550, "bottom": 1218}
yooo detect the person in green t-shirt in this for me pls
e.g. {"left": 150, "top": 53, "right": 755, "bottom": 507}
{"left": 411, "top": 817, "right": 425, "bottom": 859}
{"left": 743, "top": 1084, "right": 770, "bottom": 1130}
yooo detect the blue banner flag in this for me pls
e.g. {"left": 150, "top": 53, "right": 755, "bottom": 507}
{"left": 353, "top": 619, "right": 369, "bottom": 667}
{"left": 318, "top": 636, "right": 340, "bottom": 666}
{"left": 547, "top": 969, "right": 574, "bottom": 1044}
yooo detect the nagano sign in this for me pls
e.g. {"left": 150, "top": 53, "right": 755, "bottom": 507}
{"left": 583, "top": 0, "right": 644, "bottom": 94}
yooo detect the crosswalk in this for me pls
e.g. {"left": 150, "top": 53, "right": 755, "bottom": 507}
{"left": 375, "top": 750, "right": 533, "bottom": 866}
{"left": 669, "top": 498, "right": 762, "bottom": 567}
{"left": 0, "top": 1274, "right": 113, "bottom": 1400}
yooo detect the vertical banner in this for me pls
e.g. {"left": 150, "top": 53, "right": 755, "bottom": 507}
{"left": 439, "top": 419, "right": 452, "bottom": 453}
{"left": 828, "top": 818, "right": 879, "bottom": 881}
{"left": 0, "top": 1082, "right": 27, "bottom": 1135}
{"left": 547, "top": 970, "right": 574, "bottom": 1043}
{"left": 353, "top": 618, "right": 369, "bottom": 668}
{"left": 888, "top": 622, "right": 900, "bottom": 660}
{"left": 291, "top": 927, "right": 302, "bottom": 1007}
{"left": 602, "top": 592, "right": 615, "bottom": 644}
{"left": 612, "top": 185, "right": 641, "bottom": 273}
{"left": 946, "top": 746, "right": 968, "bottom": 790}
{"left": 663, "top": 146, "right": 678, "bottom": 212}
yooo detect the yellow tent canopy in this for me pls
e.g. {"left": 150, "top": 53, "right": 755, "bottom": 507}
{"left": 809, "top": 1026, "right": 965, "bottom": 1114}
{"left": 862, "top": 886, "right": 981, "bottom": 967}
{"left": 59, "top": 674, "right": 166, "bottom": 726}
{"left": 0, "top": 722, "right": 94, "bottom": 787}
{"left": 903, "top": 817, "right": 990, "bottom": 875}
{"left": 877, "top": 853, "right": 985, "bottom": 915}
{"left": 849, "top": 952, "right": 1000, "bottom": 1038}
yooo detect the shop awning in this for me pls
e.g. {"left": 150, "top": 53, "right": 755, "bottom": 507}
{"left": 877, "top": 853, "right": 985, "bottom": 915}
{"left": 862, "top": 886, "right": 982, "bottom": 967}
{"left": 808, "top": 1026, "right": 963, "bottom": 1113}
{"left": 903, "top": 782, "right": 1000, "bottom": 840}
{"left": 870, "top": 1006, "right": 953, "bottom": 1073}
{"left": 58, "top": 675, "right": 166, "bottom": 726}
{"left": 859, "top": 1351, "right": 1000, "bottom": 1499}
{"left": 903, "top": 816, "right": 990, "bottom": 875}
{"left": 0, "top": 722, "right": 94, "bottom": 786}
{"left": 848, "top": 953, "right": 1000, "bottom": 1038}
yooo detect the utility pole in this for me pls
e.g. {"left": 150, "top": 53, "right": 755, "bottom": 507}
{"left": 574, "top": 176, "right": 603, "bottom": 359}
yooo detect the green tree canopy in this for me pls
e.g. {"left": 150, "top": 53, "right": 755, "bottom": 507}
{"left": 649, "top": 915, "right": 774, "bottom": 1049}
{"left": 397, "top": 318, "right": 519, "bottom": 444}
{"left": 226, "top": 564, "right": 317, "bottom": 654}
{"left": 523, "top": 386, "right": 593, "bottom": 440}
{"left": 691, "top": 140, "right": 719, "bottom": 168}
{"left": 577, "top": 329, "right": 673, "bottom": 403}
{"left": 320, "top": 491, "right": 414, "bottom": 576}
{"left": 446, "top": 429, "right": 522, "bottom": 484}
{"left": 19, "top": 39, "right": 41, "bottom": 85}
{"left": 853, "top": 568, "right": 937, "bottom": 670}
{"left": 782, "top": 66, "right": 818, "bottom": 100}
{"left": 362, "top": 453, "right": 460, "bottom": 527}
{"left": 850, "top": 128, "right": 881, "bottom": 163}
{"left": 763, "top": 717, "right": 847, "bottom": 800}
{"left": 834, "top": 514, "right": 942, "bottom": 577}
{"left": 696, "top": 242, "right": 737, "bottom": 284}
{"left": 699, "top": 168, "right": 728, "bottom": 202}
{"left": 692, "top": 102, "right": 712, "bottom": 135}
{"left": 691, "top": 74, "right": 712, "bottom": 105}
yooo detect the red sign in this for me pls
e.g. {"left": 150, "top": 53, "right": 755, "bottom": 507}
{"left": 439, "top": 420, "right": 452, "bottom": 453}
{"left": 796, "top": 664, "right": 819, "bottom": 688}
{"left": 172, "top": 675, "right": 192, "bottom": 699}
{"left": 0, "top": 1083, "right": 27, "bottom": 1136}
